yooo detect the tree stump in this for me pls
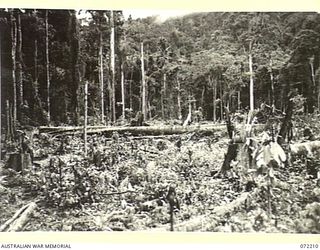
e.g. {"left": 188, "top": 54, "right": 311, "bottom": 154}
{"left": 6, "top": 153, "right": 32, "bottom": 174}
{"left": 220, "top": 142, "right": 239, "bottom": 174}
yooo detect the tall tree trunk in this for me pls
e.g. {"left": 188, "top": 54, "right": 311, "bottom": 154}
{"left": 126, "top": 69, "right": 133, "bottom": 111}
{"left": 201, "top": 85, "right": 205, "bottom": 108}
{"left": 226, "top": 94, "right": 230, "bottom": 111}
{"left": 318, "top": 72, "right": 320, "bottom": 110}
{"left": 237, "top": 90, "right": 241, "bottom": 110}
{"left": 45, "top": 10, "right": 50, "bottom": 122}
{"left": 310, "top": 56, "right": 315, "bottom": 87}
{"left": 303, "top": 62, "right": 315, "bottom": 113}
{"left": 17, "top": 13, "right": 23, "bottom": 114}
{"left": 177, "top": 74, "right": 182, "bottom": 120}
{"left": 129, "top": 72, "right": 133, "bottom": 110}
{"left": 69, "top": 11, "right": 80, "bottom": 125}
{"left": 169, "top": 87, "right": 173, "bottom": 120}
{"left": 6, "top": 100, "right": 13, "bottom": 142}
{"left": 188, "top": 95, "right": 192, "bottom": 117}
{"left": 110, "top": 10, "right": 116, "bottom": 122}
{"left": 31, "top": 39, "right": 48, "bottom": 125}
{"left": 141, "top": 42, "right": 147, "bottom": 120}
{"left": 219, "top": 78, "right": 223, "bottom": 121}
{"left": 249, "top": 40, "right": 254, "bottom": 111}
{"left": 34, "top": 39, "right": 38, "bottom": 96}
{"left": 318, "top": 84, "right": 320, "bottom": 111}
{"left": 310, "top": 56, "right": 316, "bottom": 112}
{"left": 161, "top": 72, "right": 166, "bottom": 120}
{"left": 270, "top": 58, "right": 275, "bottom": 110}
{"left": 183, "top": 95, "right": 192, "bottom": 126}
{"left": 84, "top": 81, "right": 88, "bottom": 156}
{"left": 107, "top": 77, "right": 112, "bottom": 122}
{"left": 211, "top": 76, "right": 217, "bottom": 122}
{"left": 121, "top": 62, "right": 125, "bottom": 121}
{"left": 10, "top": 11, "right": 17, "bottom": 129}
{"left": 99, "top": 30, "right": 105, "bottom": 124}
{"left": 148, "top": 100, "right": 152, "bottom": 120}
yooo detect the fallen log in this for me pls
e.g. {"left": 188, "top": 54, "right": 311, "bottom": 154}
{"left": 39, "top": 124, "right": 225, "bottom": 136}
{"left": 289, "top": 140, "right": 320, "bottom": 156}
{"left": 0, "top": 202, "right": 37, "bottom": 232}
{"left": 152, "top": 189, "right": 258, "bottom": 231}
{"left": 38, "top": 125, "right": 107, "bottom": 134}
{"left": 88, "top": 124, "right": 226, "bottom": 136}
{"left": 39, "top": 124, "right": 265, "bottom": 137}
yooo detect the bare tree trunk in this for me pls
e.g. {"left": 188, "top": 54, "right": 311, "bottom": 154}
{"left": 45, "top": 10, "right": 50, "bottom": 121}
{"left": 128, "top": 69, "right": 133, "bottom": 110}
{"left": 169, "top": 89, "right": 173, "bottom": 120}
{"left": 211, "top": 76, "right": 217, "bottom": 122}
{"left": 219, "top": 79, "right": 223, "bottom": 121}
{"left": 6, "top": 100, "right": 14, "bottom": 142}
{"left": 121, "top": 62, "right": 125, "bottom": 121}
{"left": 34, "top": 39, "right": 38, "bottom": 95}
{"left": 99, "top": 31, "right": 105, "bottom": 124}
{"left": 249, "top": 40, "right": 254, "bottom": 111}
{"left": 318, "top": 89, "right": 320, "bottom": 111}
{"left": 161, "top": 73, "right": 166, "bottom": 120}
{"left": 310, "top": 56, "right": 317, "bottom": 111}
{"left": 318, "top": 80, "right": 320, "bottom": 111}
{"left": 141, "top": 42, "right": 147, "bottom": 120}
{"left": 148, "top": 100, "right": 152, "bottom": 120}
{"left": 31, "top": 39, "right": 48, "bottom": 125}
{"left": 310, "top": 56, "right": 315, "bottom": 87}
{"left": 201, "top": 85, "right": 205, "bottom": 108}
{"left": 69, "top": 10, "right": 80, "bottom": 125}
{"left": 129, "top": 83, "right": 133, "bottom": 111}
{"left": 177, "top": 74, "right": 182, "bottom": 120}
{"left": 0, "top": 38, "right": 1, "bottom": 138}
{"left": 183, "top": 95, "right": 192, "bottom": 127}
{"left": 161, "top": 86, "right": 164, "bottom": 120}
{"left": 107, "top": 77, "right": 112, "bottom": 122}
{"left": 188, "top": 96, "right": 192, "bottom": 117}
{"left": 110, "top": 11, "right": 116, "bottom": 122}
{"left": 17, "top": 13, "right": 23, "bottom": 112}
{"left": 10, "top": 11, "right": 17, "bottom": 129}
{"left": 270, "top": 58, "right": 275, "bottom": 110}
{"left": 84, "top": 81, "right": 88, "bottom": 156}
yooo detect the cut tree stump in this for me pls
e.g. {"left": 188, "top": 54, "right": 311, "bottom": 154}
{"left": 220, "top": 142, "right": 239, "bottom": 175}
{"left": 5, "top": 153, "right": 32, "bottom": 173}
{"left": 0, "top": 202, "right": 37, "bottom": 232}
{"left": 220, "top": 108, "right": 242, "bottom": 175}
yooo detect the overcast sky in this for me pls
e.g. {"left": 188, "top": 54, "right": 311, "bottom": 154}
{"left": 122, "top": 9, "right": 194, "bottom": 21}
{"left": 77, "top": 9, "right": 195, "bottom": 24}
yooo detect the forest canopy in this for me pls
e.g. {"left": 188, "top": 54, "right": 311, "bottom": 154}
{"left": 1, "top": 10, "right": 320, "bottom": 127}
